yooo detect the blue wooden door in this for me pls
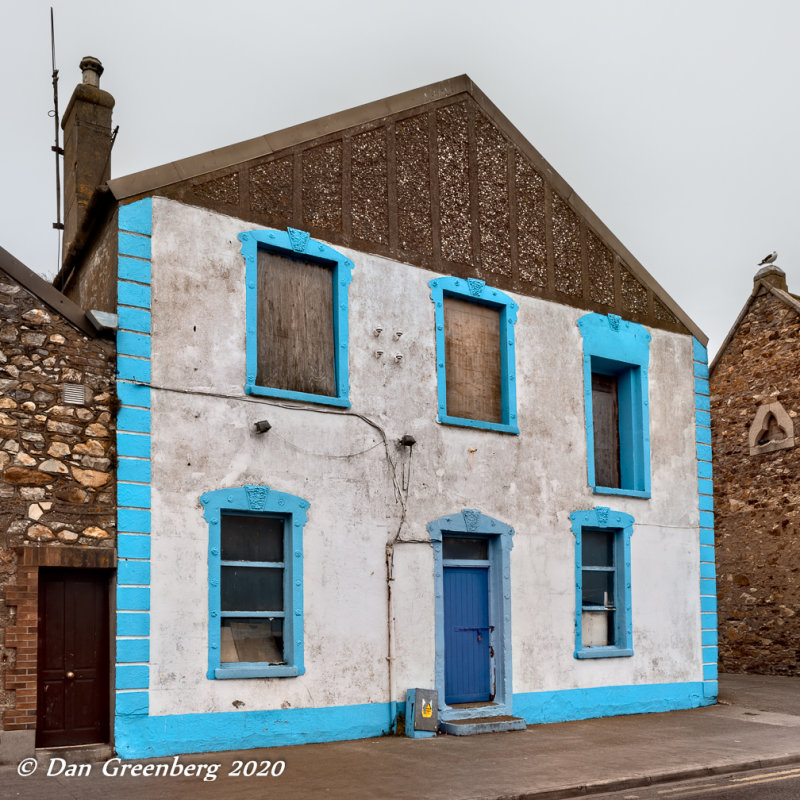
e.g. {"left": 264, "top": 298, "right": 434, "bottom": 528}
{"left": 443, "top": 566, "right": 490, "bottom": 703}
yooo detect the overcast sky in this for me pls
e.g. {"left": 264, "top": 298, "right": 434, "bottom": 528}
{"left": 2, "top": 0, "right": 798, "bottom": 356}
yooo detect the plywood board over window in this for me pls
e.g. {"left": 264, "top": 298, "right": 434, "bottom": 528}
{"left": 592, "top": 373, "right": 621, "bottom": 489}
{"left": 256, "top": 249, "right": 336, "bottom": 397}
{"left": 444, "top": 297, "right": 502, "bottom": 424}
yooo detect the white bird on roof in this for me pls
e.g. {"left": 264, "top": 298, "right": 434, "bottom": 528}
{"left": 758, "top": 251, "right": 778, "bottom": 265}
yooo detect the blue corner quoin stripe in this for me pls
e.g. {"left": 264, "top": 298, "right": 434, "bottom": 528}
{"left": 117, "top": 613, "right": 150, "bottom": 637}
{"left": 117, "top": 587, "right": 151, "bottom": 611}
{"left": 118, "top": 483, "right": 151, "bottom": 509}
{"left": 118, "top": 560, "right": 151, "bottom": 586}
{"left": 119, "top": 197, "right": 153, "bottom": 236}
{"left": 118, "top": 307, "right": 151, "bottom": 334}
{"left": 117, "top": 356, "right": 152, "bottom": 384}
{"left": 119, "top": 256, "right": 152, "bottom": 284}
{"left": 118, "top": 281, "right": 152, "bottom": 309}
{"left": 119, "top": 232, "right": 152, "bottom": 260}
{"left": 118, "top": 534, "right": 151, "bottom": 560}
{"left": 117, "top": 382, "right": 151, "bottom": 408}
{"left": 117, "top": 330, "right": 152, "bottom": 359}
{"left": 116, "top": 196, "right": 154, "bottom": 745}
{"left": 117, "top": 665, "right": 149, "bottom": 690}
{"left": 117, "top": 639, "right": 150, "bottom": 664}
{"left": 118, "top": 458, "right": 151, "bottom": 484}
{"left": 117, "top": 692, "right": 150, "bottom": 717}
{"left": 693, "top": 336, "right": 716, "bottom": 699}
{"left": 118, "top": 508, "right": 151, "bottom": 533}
{"left": 117, "top": 433, "right": 151, "bottom": 459}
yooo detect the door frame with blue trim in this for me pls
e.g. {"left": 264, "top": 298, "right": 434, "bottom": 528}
{"left": 428, "top": 509, "right": 515, "bottom": 722}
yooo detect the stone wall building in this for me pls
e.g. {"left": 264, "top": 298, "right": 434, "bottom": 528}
{"left": 711, "top": 264, "right": 800, "bottom": 675}
{"left": 0, "top": 245, "right": 115, "bottom": 762}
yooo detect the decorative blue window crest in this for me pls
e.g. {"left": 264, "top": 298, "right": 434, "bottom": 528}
{"left": 570, "top": 506, "right": 634, "bottom": 659}
{"left": 428, "top": 276, "right": 519, "bottom": 434}
{"left": 577, "top": 312, "right": 652, "bottom": 498}
{"left": 239, "top": 227, "right": 353, "bottom": 407}
{"left": 200, "top": 484, "right": 309, "bottom": 679}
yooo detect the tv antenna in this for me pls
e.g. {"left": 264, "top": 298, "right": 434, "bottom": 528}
{"left": 49, "top": 7, "right": 64, "bottom": 268}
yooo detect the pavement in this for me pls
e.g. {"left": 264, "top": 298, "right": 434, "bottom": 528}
{"left": 4, "top": 674, "right": 800, "bottom": 800}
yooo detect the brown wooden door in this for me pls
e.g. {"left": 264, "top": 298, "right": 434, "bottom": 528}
{"left": 37, "top": 569, "right": 110, "bottom": 747}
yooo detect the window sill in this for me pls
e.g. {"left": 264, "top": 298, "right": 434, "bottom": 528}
{"left": 245, "top": 383, "right": 350, "bottom": 408}
{"left": 592, "top": 486, "right": 650, "bottom": 499}
{"left": 438, "top": 414, "right": 519, "bottom": 435}
{"left": 574, "top": 647, "right": 633, "bottom": 659}
{"left": 214, "top": 664, "right": 302, "bottom": 679}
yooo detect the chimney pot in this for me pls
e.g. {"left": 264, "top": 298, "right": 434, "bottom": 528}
{"left": 80, "top": 56, "right": 104, "bottom": 87}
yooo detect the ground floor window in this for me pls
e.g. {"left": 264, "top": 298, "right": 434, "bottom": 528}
{"left": 570, "top": 507, "right": 634, "bottom": 659}
{"left": 201, "top": 485, "right": 309, "bottom": 679}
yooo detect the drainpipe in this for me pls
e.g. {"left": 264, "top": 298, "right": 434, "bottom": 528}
{"left": 385, "top": 544, "right": 397, "bottom": 733}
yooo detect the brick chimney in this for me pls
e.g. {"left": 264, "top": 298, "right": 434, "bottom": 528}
{"left": 754, "top": 264, "right": 788, "bottom": 292}
{"left": 61, "top": 57, "right": 115, "bottom": 261}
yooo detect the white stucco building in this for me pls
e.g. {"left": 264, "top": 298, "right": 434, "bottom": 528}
{"left": 56, "top": 69, "right": 717, "bottom": 757}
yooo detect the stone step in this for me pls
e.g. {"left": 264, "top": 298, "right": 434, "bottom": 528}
{"left": 440, "top": 715, "right": 527, "bottom": 736}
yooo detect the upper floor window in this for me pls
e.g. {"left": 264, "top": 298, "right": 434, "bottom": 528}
{"left": 201, "top": 484, "right": 309, "bottom": 679}
{"left": 239, "top": 227, "right": 353, "bottom": 407}
{"left": 429, "top": 277, "right": 519, "bottom": 434}
{"left": 577, "top": 313, "right": 651, "bottom": 498}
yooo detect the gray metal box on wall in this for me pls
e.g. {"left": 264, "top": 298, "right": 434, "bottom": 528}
{"left": 406, "top": 688, "right": 438, "bottom": 738}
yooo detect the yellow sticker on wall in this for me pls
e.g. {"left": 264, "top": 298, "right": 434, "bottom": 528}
{"left": 422, "top": 702, "right": 432, "bottom": 718}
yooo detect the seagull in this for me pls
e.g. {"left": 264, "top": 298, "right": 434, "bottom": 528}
{"left": 758, "top": 251, "right": 778, "bottom": 265}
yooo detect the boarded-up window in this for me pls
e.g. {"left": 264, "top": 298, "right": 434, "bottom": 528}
{"left": 444, "top": 297, "right": 502, "bottom": 423}
{"left": 591, "top": 373, "right": 620, "bottom": 488}
{"left": 257, "top": 249, "right": 336, "bottom": 396}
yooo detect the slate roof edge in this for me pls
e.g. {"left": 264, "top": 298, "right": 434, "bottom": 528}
{"left": 0, "top": 245, "right": 97, "bottom": 337}
{"left": 106, "top": 73, "right": 705, "bottom": 344}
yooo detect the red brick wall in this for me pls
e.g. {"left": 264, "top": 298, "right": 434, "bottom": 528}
{"left": 711, "top": 289, "right": 800, "bottom": 675}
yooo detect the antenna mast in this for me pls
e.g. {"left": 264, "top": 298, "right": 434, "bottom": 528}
{"left": 50, "top": 7, "right": 64, "bottom": 265}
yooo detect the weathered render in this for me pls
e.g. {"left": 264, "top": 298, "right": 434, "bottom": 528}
{"left": 711, "top": 265, "right": 800, "bottom": 675}
{"left": 44, "top": 64, "right": 715, "bottom": 758}
{"left": 0, "top": 246, "right": 116, "bottom": 763}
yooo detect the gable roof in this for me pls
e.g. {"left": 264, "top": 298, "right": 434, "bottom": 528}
{"left": 107, "top": 74, "right": 704, "bottom": 343}
{"left": 710, "top": 275, "right": 800, "bottom": 375}
{"left": 0, "top": 245, "right": 96, "bottom": 336}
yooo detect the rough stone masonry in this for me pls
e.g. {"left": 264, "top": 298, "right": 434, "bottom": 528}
{"left": 711, "top": 279, "right": 800, "bottom": 676}
{"left": 0, "top": 268, "right": 116, "bottom": 732}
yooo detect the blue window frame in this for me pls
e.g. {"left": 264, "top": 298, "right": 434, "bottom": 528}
{"left": 570, "top": 507, "right": 634, "bottom": 659}
{"left": 577, "top": 313, "right": 651, "bottom": 498}
{"left": 201, "top": 485, "right": 309, "bottom": 679}
{"left": 238, "top": 227, "right": 353, "bottom": 407}
{"left": 428, "top": 277, "right": 519, "bottom": 434}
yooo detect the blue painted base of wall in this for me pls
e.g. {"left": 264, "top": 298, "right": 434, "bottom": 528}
{"left": 116, "top": 701, "right": 401, "bottom": 759}
{"left": 115, "top": 682, "right": 714, "bottom": 758}
{"left": 513, "top": 681, "right": 714, "bottom": 725}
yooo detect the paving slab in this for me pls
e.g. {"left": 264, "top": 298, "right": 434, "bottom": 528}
{"left": 3, "top": 674, "right": 800, "bottom": 800}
